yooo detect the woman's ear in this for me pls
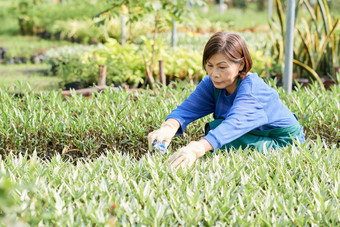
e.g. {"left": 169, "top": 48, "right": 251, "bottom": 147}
{"left": 238, "top": 59, "right": 246, "bottom": 79}
{"left": 239, "top": 71, "right": 247, "bottom": 80}
{"left": 238, "top": 58, "right": 245, "bottom": 71}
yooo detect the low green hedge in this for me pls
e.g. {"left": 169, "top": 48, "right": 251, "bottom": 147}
{"left": 45, "top": 38, "right": 273, "bottom": 88}
{"left": 0, "top": 81, "right": 338, "bottom": 160}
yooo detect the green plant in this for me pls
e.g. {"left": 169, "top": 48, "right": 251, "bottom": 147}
{"left": 0, "top": 80, "right": 338, "bottom": 160}
{"left": 45, "top": 44, "right": 103, "bottom": 87}
{"left": 45, "top": 36, "right": 276, "bottom": 87}
{"left": 231, "top": 0, "right": 247, "bottom": 9}
{"left": 294, "top": 0, "right": 339, "bottom": 82}
{"left": 0, "top": 138, "right": 339, "bottom": 225}
{"left": 95, "top": 39, "right": 146, "bottom": 85}
{"left": 51, "top": 19, "right": 100, "bottom": 44}
{"left": 95, "top": 0, "right": 206, "bottom": 88}
{"left": 269, "top": 0, "right": 340, "bottom": 88}
{"left": 15, "top": 0, "right": 108, "bottom": 38}
{"left": 0, "top": 177, "right": 15, "bottom": 217}
{"left": 0, "top": 1, "right": 20, "bottom": 35}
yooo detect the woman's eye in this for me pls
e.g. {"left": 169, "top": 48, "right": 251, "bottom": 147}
{"left": 207, "top": 65, "right": 213, "bottom": 68}
{"left": 219, "top": 67, "right": 226, "bottom": 69}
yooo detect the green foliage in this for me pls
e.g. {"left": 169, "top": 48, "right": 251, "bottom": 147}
{"left": 95, "top": 0, "right": 206, "bottom": 88}
{"left": 45, "top": 40, "right": 205, "bottom": 86}
{"left": 0, "top": 176, "right": 15, "bottom": 216}
{"left": 0, "top": 0, "right": 269, "bottom": 45}
{"left": 328, "top": 0, "right": 340, "bottom": 17}
{"left": 0, "top": 1, "right": 20, "bottom": 35}
{"left": 0, "top": 81, "right": 338, "bottom": 160}
{"left": 95, "top": 0, "right": 205, "bottom": 26}
{"left": 92, "top": 15, "right": 155, "bottom": 44}
{"left": 15, "top": 0, "right": 107, "bottom": 36}
{"left": 294, "top": 0, "right": 340, "bottom": 81}
{"left": 0, "top": 35, "right": 72, "bottom": 62}
{"left": 45, "top": 37, "right": 275, "bottom": 87}
{"left": 231, "top": 0, "right": 247, "bottom": 9}
{"left": 0, "top": 64, "right": 61, "bottom": 92}
{"left": 249, "top": 49, "right": 273, "bottom": 78}
{"left": 45, "top": 44, "right": 104, "bottom": 87}
{"left": 0, "top": 141, "right": 339, "bottom": 225}
{"left": 275, "top": 80, "right": 340, "bottom": 143}
{"left": 96, "top": 39, "right": 147, "bottom": 85}
{"left": 50, "top": 19, "right": 100, "bottom": 44}
{"left": 189, "top": 3, "right": 268, "bottom": 31}
{"left": 270, "top": 0, "right": 340, "bottom": 87}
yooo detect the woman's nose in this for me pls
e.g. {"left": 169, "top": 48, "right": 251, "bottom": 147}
{"left": 211, "top": 69, "right": 219, "bottom": 78}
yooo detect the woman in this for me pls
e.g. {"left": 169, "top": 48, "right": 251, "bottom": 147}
{"left": 148, "top": 32, "right": 305, "bottom": 169}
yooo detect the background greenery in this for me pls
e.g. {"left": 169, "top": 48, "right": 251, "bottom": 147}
{"left": 0, "top": 0, "right": 339, "bottom": 89}
{"left": 0, "top": 64, "right": 61, "bottom": 91}
{"left": 0, "top": 0, "right": 280, "bottom": 89}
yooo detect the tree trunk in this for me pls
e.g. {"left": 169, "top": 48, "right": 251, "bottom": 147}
{"left": 145, "top": 11, "right": 160, "bottom": 89}
{"left": 98, "top": 65, "right": 107, "bottom": 86}
{"left": 159, "top": 60, "right": 166, "bottom": 86}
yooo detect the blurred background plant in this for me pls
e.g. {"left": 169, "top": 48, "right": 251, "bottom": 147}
{"left": 45, "top": 36, "right": 274, "bottom": 89}
{"left": 0, "top": 0, "right": 339, "bottom": 90}
{"left": 269, "top": 0, "right": 340, "bottom": 88}
{"left": 0, "top": 35, "right": 72, "bottom": 64}
{"left": 94, "top": 0, "right": 206, "bottom": 88}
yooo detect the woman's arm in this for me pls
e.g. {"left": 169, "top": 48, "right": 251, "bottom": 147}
{"left": 164, "top": 118, "right": 180, "bottom": 130}
{"left": 198, "top": 138, "right": 213, "bottom": 152}
{"left": 165, "top": 76, "right": 215, "bottom": 134}
{"left": 204, "top": 82, "right": 268, "bottom": 150}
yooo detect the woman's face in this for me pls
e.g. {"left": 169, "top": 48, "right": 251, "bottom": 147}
{"left": 206, "top": 53, "right": 244, "bottom": 94}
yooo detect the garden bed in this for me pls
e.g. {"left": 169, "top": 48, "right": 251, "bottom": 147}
{"left": 0, "top": 81, "right": 338, "bottom": 161}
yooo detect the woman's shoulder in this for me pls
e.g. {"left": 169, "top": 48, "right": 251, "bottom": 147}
{"left": 239, "top": 73, "right": 276, "bottom": 95}
{"left": 237, "top": 73, "right": 258, "bottom": 92}
{"left": 242, "top": 72, "right": 261, "bottom": 83}
{"left": 198, "top": 75, "right": 214, "bottom": 88}
{"left": 243, "top": 73, "right": 274, "bottom": 87}
{"left": 201, "top": 75, "right": 212, "bottom": 83}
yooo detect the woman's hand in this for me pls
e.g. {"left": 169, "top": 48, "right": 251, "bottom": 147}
{"left": 147, "top": 119, "right": 179, "bottom": 151}
{"left": 167, "top": 140, "right": 211, "bottom": 169}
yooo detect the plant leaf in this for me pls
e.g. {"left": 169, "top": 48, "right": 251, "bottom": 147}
{"left": 275, "top": 0, "right": 285, "bottom": 47}
{"left": 293, "top": 59, "right": 325, "bottom": 89}
{"left": 316, "top": 19, "right": 340, "bottom": 70}
{"left": 297, "top": 26, "right": 315, "bottom": 69}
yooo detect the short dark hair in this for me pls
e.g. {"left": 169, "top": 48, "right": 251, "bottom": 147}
{"left": 202, "top": 32, "right": 253, "bottom": 75}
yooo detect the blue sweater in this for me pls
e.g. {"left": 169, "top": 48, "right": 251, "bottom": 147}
{"left": 166, "top": 73, "right": 305, "bottom": 149}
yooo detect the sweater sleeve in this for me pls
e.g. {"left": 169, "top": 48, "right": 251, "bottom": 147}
{"left": 165, "top": 76, "right": 215, "bottom": 134}
{"left": 203, "top": 81, "right": 268, "bottom": 149}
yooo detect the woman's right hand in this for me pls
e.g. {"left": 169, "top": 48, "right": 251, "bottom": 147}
{"left": 147, "top": 120, "right": 179, "bottom": 151}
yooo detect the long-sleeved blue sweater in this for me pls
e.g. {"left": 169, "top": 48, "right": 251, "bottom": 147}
{"left": 165, "top": 73, "right": 305, "bottom": 149}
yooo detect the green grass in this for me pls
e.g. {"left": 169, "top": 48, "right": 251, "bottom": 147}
{"left": 0, "top": 1, "right": 19, "bottom": 35}
{"left": 0, "top": 0, "right": 107, "bottom": 36}
{"left": 0, "top": 35, "right": 72, "bottom": 49}
{"left": 0, "top": 64, "right": 61, "bottom": 91}
{"left": 0, "top": 80, "right": 338, "bottom": 158}
{"left": 193, "top": 3, "right": 269, "bottom": 31}
{"left": 0, "top": 17, "right": 20, "bottom": 36}
{"left": 1, "top": 141, "right": 339, "bottom": 226}
{"left": 0, "top": 35, "right": 74, "bottom": 60}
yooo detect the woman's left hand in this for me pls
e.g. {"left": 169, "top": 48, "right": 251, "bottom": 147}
{"left": 167, "top": 141, "right": 206, "bottom": 169}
